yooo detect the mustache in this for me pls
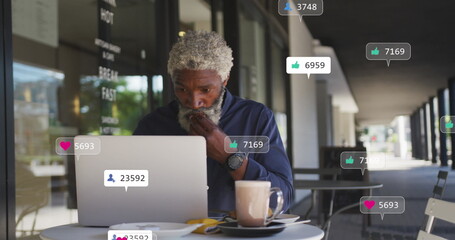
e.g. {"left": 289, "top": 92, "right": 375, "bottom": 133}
{"left": 178, "top": 87, "right": 225, "bottom": 118}
{"left": 177, "top": 88, "right": 225, "bottom": 132}
{"left": 180, "top": 104, "right": 218, "bottom": 119}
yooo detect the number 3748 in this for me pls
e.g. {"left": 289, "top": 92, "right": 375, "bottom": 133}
{"left": 297, "top": 3, "right": 317, "bottom": 10}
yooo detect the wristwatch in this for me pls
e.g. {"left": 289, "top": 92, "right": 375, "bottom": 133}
{"left": 224, "top": 153, "right": 245, "bottom": 171}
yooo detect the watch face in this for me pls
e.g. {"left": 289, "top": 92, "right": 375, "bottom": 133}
{"left": 228, "top": 154, "right": 243, "bottom": 170}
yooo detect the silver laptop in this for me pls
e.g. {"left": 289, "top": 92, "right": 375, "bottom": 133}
{"left": 75, "top": 136, "right": 208, "bottom": 226}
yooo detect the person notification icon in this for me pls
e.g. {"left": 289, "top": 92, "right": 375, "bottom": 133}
{"left": 284, "top": 2, "right": 292, "bottom": 11}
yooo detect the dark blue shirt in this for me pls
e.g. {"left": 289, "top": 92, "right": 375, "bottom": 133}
{"left": 133, "top": 90, "right": 293, "bottom": 213}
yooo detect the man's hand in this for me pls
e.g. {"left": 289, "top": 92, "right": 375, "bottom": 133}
{"left": 189, "top": 113, "right": 231, "bottom": 164}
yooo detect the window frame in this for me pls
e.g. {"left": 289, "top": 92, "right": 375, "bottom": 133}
{"left": 1, "top": 0, "right": 16, "bottom": 238}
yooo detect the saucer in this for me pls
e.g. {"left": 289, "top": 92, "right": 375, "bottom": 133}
{"left": 218, "top": 222, "right": 286, "bottom": 237}
{"left": 272, "top": 214, "right": 300, "bottom": 224}
{"left": 109, "top": 222, "right": 202, "bottom": 238}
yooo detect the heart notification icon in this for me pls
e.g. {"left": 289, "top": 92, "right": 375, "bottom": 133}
{"left": 59, "top": 141, "right": 71, "bottom": 151}
{"left": 364, "top": 200, "right": 376, "bottom": 209}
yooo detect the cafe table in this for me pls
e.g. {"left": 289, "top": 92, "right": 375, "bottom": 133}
{"left": 40, "top": 223, "right": 324, "bottom": 240}
{"left": 293, "top": 180, "right": 383, "bottom": 240}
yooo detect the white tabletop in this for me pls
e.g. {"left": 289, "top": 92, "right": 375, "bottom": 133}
{"left": 40, "top": 223, "right": 324, "bottom": 240}
{"left": 293, "top": 180, "right": 383, "bottom": 190}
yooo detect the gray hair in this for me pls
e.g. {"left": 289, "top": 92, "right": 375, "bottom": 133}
{"left": 168, "top": 31, "right": 233, "bottom": 81}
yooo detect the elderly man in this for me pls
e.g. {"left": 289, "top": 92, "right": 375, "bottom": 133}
{"left": 134, "top": 31, "right": 293, "bottom": 214}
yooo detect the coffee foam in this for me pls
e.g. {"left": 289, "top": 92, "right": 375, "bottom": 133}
{"left": 235, "top": 180, "right": 270, "bottom": 188}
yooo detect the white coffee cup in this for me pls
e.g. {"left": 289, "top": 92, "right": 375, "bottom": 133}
{"left": 235, "top": 180, "right": 284, "bottom": 227}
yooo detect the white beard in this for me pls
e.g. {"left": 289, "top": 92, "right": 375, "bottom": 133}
{"left": 178, "top": 88, "right": 225, "bottom": 132}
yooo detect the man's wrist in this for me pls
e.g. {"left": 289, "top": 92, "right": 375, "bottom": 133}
{"left": 219, "top": 152, "right": 232, "bottom": 164}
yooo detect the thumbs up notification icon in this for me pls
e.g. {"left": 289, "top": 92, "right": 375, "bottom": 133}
{"left": 291, "top": 61, "right": 300, "bottom": 69}
{"left": 446, "top": 120, "right": 454, "bottom": 129}
{"left": 229, "top": 141, "right": 238, "bottom": 149}
{"left": 345, "top": 156, "right": 354, "bottom": 164}
{"left": 371, "top": 47, "right": 380, "bottom": 56}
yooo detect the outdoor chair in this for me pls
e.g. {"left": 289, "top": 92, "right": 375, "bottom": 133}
{"left": 417, "top": 198, "right": 455, "bottom": 240}
{"left": 362, "top": 170, "right": 449, "bottom": 240}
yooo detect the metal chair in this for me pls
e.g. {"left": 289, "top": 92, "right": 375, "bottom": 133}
{"left": 419, "top": 171, "right": 449, "bottom": 234}
{"left": 431, "top": 171, "right": 448, "bottom": 199}
{"left": 417, "top": 198, "right": 455, "bottom": 240}
{"left": 362, "top": 170, "right": 449, "bottom": 240}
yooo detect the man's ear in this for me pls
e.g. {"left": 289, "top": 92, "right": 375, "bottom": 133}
{"left": 223, "top": 75, "right": 229, "bottom": 87}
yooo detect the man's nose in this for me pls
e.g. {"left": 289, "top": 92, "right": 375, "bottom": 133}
{"left": 189, "top": 94, "right": 204, "bottom": 109}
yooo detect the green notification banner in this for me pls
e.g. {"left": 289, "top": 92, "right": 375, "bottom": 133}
{"left": 360, "top": 196, "right": 405, "bottom": 220}
{"left": 224, "top": 136, "right": 270, "bottom": 154}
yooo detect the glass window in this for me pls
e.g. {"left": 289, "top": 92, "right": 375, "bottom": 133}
{"left": 12, "top": 0, "right": 158, "bottom": 236}
{"left": 213, "top": 0, "right": 224, "bottom": 36}
{"left": 179, "top": 0, "right": 212, "bottom": 33}
{"left": 238, "top": 1, "right": 266, "bottom": 104}
{"left": 271, "top": 40, "right": 286, "bottom": 113}
{"left": 271, "top": 39, "right": 288, "bottom": 148}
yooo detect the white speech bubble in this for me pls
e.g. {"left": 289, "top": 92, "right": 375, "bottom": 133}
{"left": 108, "top": 230, "right": 155, "bottom": 240}
{"left": 286, "top": 57, "right": 331, "bottom": 78}
{"left": 104, "top": 170, "right": 149, "bottom": 192}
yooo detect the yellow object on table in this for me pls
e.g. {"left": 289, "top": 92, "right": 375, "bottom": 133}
{"left": 186, "top": 218, "right": 224, "bottom": 234}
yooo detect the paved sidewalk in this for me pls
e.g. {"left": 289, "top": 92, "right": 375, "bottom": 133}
{"left": 291, "top": 157, "right": 455, "bottom": 240}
